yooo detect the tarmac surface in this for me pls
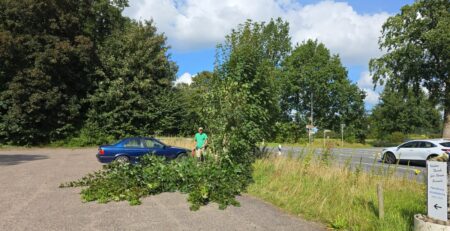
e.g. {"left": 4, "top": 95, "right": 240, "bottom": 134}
{"left": 0, "top": 148, "right": 325, "bottom": 231}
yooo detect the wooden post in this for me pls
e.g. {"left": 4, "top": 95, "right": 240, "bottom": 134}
{"left": 377, "top": 183, "right": 384, "bottom": 219}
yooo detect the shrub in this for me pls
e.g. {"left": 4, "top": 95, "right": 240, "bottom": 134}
{"left": 60, "top": 154, "right": 249, "bottom": 210}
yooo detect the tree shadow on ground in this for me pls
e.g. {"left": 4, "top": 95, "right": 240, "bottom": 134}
{"left": 0, "top": 154, "right": 48, "bottom": 166}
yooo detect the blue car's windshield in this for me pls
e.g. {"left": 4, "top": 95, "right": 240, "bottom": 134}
{"left": 153, "top": 139, "right": 168, "bottom": 147}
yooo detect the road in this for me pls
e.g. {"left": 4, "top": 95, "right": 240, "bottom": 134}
{"left": 0, "top": 148, "right": 324, "bottom": 231}
{"left": 269, "top": 146, "right": 427, "bottom": 182}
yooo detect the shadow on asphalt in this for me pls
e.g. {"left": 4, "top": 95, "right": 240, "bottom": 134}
{"left": 0, "top": 154, "right": 48, "bottom": 166}
{"left": 398, "top": 160, "right": 426, "bottom": 167}
{"left": 377, "top": 160, "right": 427, "bottom": 168}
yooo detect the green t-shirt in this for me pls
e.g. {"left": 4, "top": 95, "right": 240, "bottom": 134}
{"left": 195, "top": 133, "right": 208, "bottom": 148}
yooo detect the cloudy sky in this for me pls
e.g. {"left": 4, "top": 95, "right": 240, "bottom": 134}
{"left": 123, "top": 0, "right": 414, "bottom": 109}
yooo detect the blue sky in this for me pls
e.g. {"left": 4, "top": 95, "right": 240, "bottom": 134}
{"left": 123, "top": 0, "right": 414, "bottom": 109}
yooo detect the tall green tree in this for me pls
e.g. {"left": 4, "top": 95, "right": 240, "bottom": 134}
{"left": 370, "top": 87, "right": 441, "bottom": 137}
{"left": 0, "top": 0, "right": 127, "bottom": 145}
{"left": 175, "top": 71, "right": 213, "bottom": 136}
{"left": 84, "top": 20, "right": 177, "bottom": 140}
{"left": 281, "top": 40, "right": 366, "bottom": 141}
{"left": 207, "top": 18, "right": 290, "bottom": 166}
{"left": 369, "top": 0, "right": 450, "bottom": 137}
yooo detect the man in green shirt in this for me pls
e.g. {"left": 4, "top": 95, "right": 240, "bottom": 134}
{"left": 194, "top": 127, "right": 208, "bottom": 160}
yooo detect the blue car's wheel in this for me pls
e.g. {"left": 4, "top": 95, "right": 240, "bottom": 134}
{"left": 176, "top": 153, "right": 188, "bottom": 160}
{"left": 115, "top": 155, "right": 129, "bottom": 163}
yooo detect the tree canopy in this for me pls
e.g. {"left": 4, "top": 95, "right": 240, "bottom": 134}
{"left": 85, "top": 20, "right": 177, "bottom": 141}
{"left": 207, "top": 19, "right": 286, "bottom": 166}
{"left": 369, "top": 87, "right": 441, "bottom": 138}
{"left": 0, "top": 0, "right": 127, "bottom": 144}
{"left": 281, "top": 40, "right": 366, "bottom": 142}
{"left": 369, "top": 0, "right": 450, "bottom": 137}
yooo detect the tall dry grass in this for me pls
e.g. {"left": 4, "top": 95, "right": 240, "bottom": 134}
{"left": 248, "top": 152, "right": 426, "bottom": 230}
{"left": 157, "top": 137, "right": 195, "bottom": 149}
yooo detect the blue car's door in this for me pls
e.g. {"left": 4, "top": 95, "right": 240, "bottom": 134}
{"left": 122, "top": 138, "right": 149, "bottom": 162}
{"left": 143, "top": 138, "right": 176, "bottom": 159}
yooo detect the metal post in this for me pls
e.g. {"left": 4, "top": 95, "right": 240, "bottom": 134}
{"left": 308, "top": 129, "right": 311, "bottom": 146}
{"left": 323, "top": 131, "right": 325, "bottom": 148}
{"left": 341, "top": 123, "right": 345, "bottom": 147}
{"left": 377, "top": 183, "right": 384, "bottom": 219}
{"left": 323, "top": 130, "right": 331, "bottom": 148}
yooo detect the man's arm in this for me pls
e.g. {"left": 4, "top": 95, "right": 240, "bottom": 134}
{"left": 194, "top": 135, "right": 197, "bottom": 147}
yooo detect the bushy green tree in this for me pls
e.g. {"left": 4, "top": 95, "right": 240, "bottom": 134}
{"left": 281, "top": 40, "right": 366, "bottom": 142}
{"left": 369, "top": 87, "right": 441, "bottom": 138}
{"left": 175, "top": 71, "right": 213, "bottom": 136}
{"left": 370, "top": 0, "right": 450, "bottom": 137}
{"left": 0, "top": 0, "right": 127, "bottom": 145}
{"left": 84, "top": 20, "right": 177, "bottom": 140}
{"left": 207, "top": 19, "right": 290, "bottom": 167}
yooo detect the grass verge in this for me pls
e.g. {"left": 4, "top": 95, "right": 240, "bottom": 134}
{"left": 264, "top": 138, "right": 375, "bottom": 149}
{"left": 248, "top": 155, "right": 425, "bottom": 230}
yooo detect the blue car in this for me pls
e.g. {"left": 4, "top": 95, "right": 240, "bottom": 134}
{"left": 96, "top": 137, "right": 189, "bottom": 163}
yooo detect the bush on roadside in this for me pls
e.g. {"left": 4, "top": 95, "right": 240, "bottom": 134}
{"left": 372, "top": 131, "right": 407, "bottom": 147}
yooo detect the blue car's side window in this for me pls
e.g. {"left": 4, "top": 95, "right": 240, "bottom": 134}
{"left": 143, "top": 139, "right": 164, "bottom": 149}
{"left": 123, "top": 139, "right": 143, "bottom": 148}
{"left": 143, "top": 139, "right": 155, "bottom": 148}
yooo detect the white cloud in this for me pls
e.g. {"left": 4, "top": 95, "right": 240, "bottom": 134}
{"left": 174, "top": 72, "right": 193, "bottom": 85}
{"left": 123, "top": 0, "right": 390, "bottom": 66}
{"left": 287, "top": 1, "right": 389, "bottom": 65}
{"left": 356, "top": 71, "right": 381, "bottom": 107}
{"left": 362, "top": 88, "right": 380, "bottom": 106}
{"left": 357, "top": 71, "right": 374, "bottom": 89}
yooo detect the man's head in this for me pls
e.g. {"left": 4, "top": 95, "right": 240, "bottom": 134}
{"left": 198, "top": 127, "right": 203, "bottom": 134}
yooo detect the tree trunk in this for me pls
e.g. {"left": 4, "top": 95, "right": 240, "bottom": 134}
{"left": 443, "top": 108, "right": 450, "bottom": 138}
{"left": 442, "top": 92, "right": 450, "bottom": 139}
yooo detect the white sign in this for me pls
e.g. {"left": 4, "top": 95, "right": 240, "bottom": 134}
{"left": 427, "top": 161, "right": 448, "bottom": 221}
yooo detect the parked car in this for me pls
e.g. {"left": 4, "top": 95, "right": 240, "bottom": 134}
{"left": 381, "top": 139, "right": 450, "bottom": 164}
{"left": 96, "top": 137, "right": 189, "bottom": 163}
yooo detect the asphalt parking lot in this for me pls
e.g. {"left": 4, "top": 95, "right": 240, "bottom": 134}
{"left": 0, "top": 148, "right": 324, "bottom": 231}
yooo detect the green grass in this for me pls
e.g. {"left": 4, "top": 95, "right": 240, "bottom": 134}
{"left": 248, "top": 155, "right": 426, "bottom": 230}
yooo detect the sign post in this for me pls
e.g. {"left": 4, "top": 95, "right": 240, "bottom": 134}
{"left": 427, "top": 161, "right": 448, "bottom": 222}
{"left": 306, "top": 125, "right": 314, "bottom": 145}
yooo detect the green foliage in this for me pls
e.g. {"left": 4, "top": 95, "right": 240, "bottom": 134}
{"left": 274, "top": 121, "right": 305, "bottom": 143}
{"left": 0, "top": 0, "right": 127, "bottom": 145}
{"left": 85, "top": 20, "right": 178, "bottom": 139}
{"left": 61, "top": 154, "right": 247, "bottom": 210}
{"left": 369, "top": 87, "right": 441, "bottom": 138}
{"left": 206, "top": 19, "right": 289, "bottom": 167}
{"left": 174, "top": 71, "right": 213, "bottom": 136}
{"left": 370, "top": 0, "right": 450, "bottom": 135}
{"left": 281, "top": 40, "right": 367, "bottom": 142}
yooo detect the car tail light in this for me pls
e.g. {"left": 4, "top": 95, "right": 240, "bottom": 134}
{"left": 441, "top": 149, "right": 450, "bottom": 154}
{"left": 99, "top": 148, "right": 105, "bottom": 155}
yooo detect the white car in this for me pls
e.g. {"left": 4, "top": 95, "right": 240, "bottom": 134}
{"left": 381, "top": 139, "right": 450, "bottom": 164}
